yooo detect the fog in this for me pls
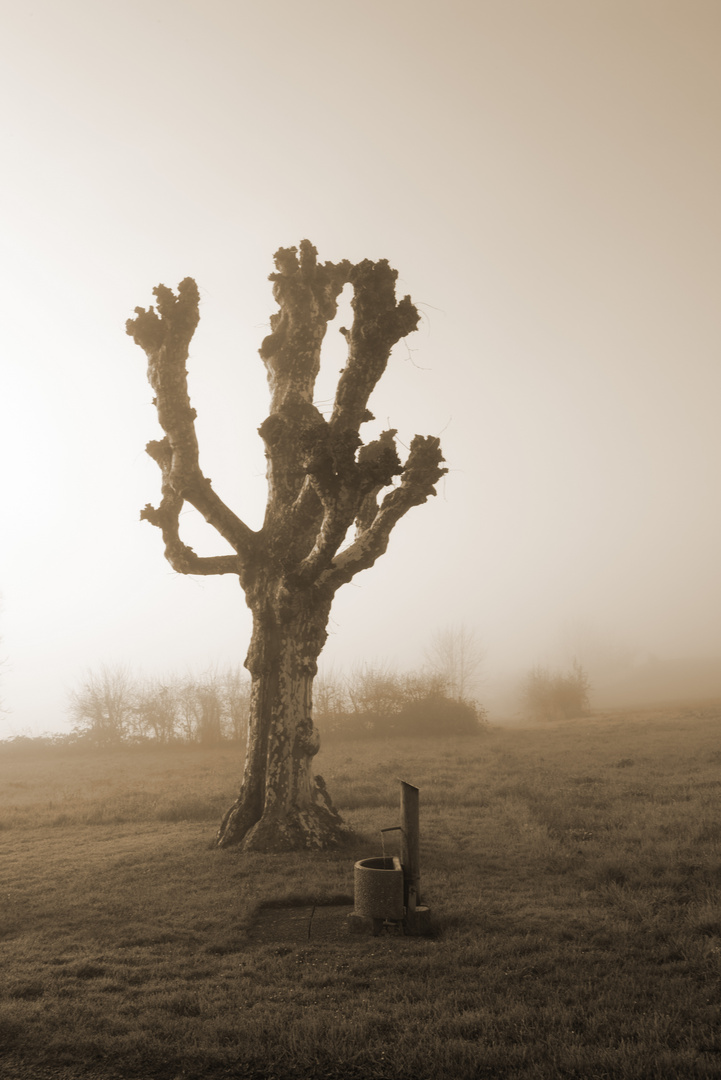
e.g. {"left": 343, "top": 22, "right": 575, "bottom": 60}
{"left": 2, "top": 1, "right": 721, "bottom": 737}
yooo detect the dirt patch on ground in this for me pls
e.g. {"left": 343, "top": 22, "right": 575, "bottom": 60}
{"left": 248, "top": 903, "right": 356, "bottom": 945}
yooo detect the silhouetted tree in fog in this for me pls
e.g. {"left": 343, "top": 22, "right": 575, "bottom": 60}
{"left": 127, "top": 241, "right": 446, "bottom": 850}
{"left": 135, "top": 678, "right": 176, "bottom": 743}
{"left": 425, "top": 624, "right": 484, "bottom": 702}
{"left": 521, "top": 660, "right": 591, "bottom": 721}
{"left": 222, "top": 666, "right": 252, "bottom": 742}
{"left": 68, "top": 666, "right": 136, "bottom": 745}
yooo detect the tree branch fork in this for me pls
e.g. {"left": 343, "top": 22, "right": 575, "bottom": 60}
{"left": 126, "top": 240, "right": 447, "bottom": 597}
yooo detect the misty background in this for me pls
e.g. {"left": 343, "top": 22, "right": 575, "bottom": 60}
{"left": 2, "top": 0, "right": 720, "bottom": 736}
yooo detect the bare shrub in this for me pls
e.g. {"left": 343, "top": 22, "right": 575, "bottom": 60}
{"left": 521, "top": 660, "right": 591, "bottom": 721}
{"left": 67, "top": 665, "right": 252, "bottom": 745}
{"left": 67, "top": 665, "right": 136, "bottom": 745}
{"left": 315, "top": 665, "right": 487, "bottom": 740}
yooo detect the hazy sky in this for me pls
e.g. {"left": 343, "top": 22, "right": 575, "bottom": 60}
{"left": 2, "top": 0, "right": 720, "bottom": 735}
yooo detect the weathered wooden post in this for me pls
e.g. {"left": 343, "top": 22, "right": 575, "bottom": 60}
{"left": 400, "top": 780, "right": 420, "bottom": 909}
{"left": 400, "top": 780, "right": 430, "bottom": 934}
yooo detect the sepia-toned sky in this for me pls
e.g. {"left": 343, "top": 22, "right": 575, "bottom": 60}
{"left": 2, "top": 0, "right": 720, "bottom": 734}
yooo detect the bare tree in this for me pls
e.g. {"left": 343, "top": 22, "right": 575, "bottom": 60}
{"left": 135, "top": 678, "right": 177, "bottom": 742}
{"left": 521, "top": 659, "right": 591, "bottom": 722}
{"left": 68, "top": 665, "right": 136, "bottom": 745}
{"left": 222, "top": 665, "right": 252, "bottom": 742}
{"left": 345, "top": 664, "right": 403, "bottom": 720}
{"left": 174, "top": 677, "right": 198, "bottom": 743}
{"left": 424, "top": 624, "right": 484, "bottom": 702}
{"left": 127, "top": 241, "right": 446, "bottom": 851}
{"left": 193, "top": 672, "right": 224, "bottom": 745}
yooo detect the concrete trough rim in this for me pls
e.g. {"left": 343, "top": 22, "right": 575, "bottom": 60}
{"left": 354, "top": 855, "right": 403, "bottom": 872}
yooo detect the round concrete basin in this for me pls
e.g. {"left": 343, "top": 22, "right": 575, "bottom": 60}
{"left": 353, "top": 856, "right": 405, "bottom": 921}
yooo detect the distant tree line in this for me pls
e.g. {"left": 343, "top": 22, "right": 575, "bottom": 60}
{"left": 67, "top": 666, "right": 251, "bottom": 747}
{"left": 58, "top": 624, "right": 488, "bottom": 746}
{"left": 61, "top": 660, "right": 487, "bottom": 747}
{"left": 314, "top": 665, "right": 487, "bottom": 740}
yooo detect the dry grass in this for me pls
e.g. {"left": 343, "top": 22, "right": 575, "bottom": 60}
{"left": 1, "top": 704, "right": 720, "bottom": 1078}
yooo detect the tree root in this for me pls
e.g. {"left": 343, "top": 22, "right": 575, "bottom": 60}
{"left": 216, "top": 775, "right": 347, "bottom": 852}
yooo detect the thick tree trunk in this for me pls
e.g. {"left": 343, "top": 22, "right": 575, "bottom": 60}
{"left": 216, "top": 599, "right": 346, "bottom": 850}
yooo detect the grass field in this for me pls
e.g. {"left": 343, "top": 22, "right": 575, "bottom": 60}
{"left": 1, "top": 704, "right": 721, "bottom": 1079}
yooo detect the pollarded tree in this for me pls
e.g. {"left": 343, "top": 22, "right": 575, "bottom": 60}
{"left": 126, "top": 241, "right": 446, "bottom": 851}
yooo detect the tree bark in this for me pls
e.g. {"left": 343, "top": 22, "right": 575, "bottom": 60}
{"left": 126, "top": 241, "right": 447, "bottom": 852}
{"left": 216, "top": 591, "right": 345, "bottom": 850}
